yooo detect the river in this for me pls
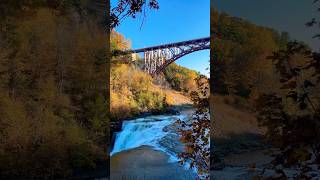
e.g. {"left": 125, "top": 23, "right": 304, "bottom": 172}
{"left": 110, "top": 109, "right": 198, "bottom": 180}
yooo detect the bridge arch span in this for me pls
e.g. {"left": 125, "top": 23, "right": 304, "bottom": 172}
{"left": 118, "top": 37, "right": 210, "bottom": 76}
{"left": 151, "top": 45, "right": 209, "bottom": 76}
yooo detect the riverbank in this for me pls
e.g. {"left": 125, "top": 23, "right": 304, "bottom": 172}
{"left": 211, "top": 149, "right": 274, "bottom": 179}
{"left": 210, "top": 95, "right": 271, "bottom": 179}
{"left": 110, "top": 145, "right": 196, "bottom": 180}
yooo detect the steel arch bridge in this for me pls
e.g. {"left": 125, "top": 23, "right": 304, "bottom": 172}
{"left": 114, "top": 37, "right": 210, "bottom": 76}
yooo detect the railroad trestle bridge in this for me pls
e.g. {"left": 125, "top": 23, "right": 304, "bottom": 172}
{"left": 113, "top": 37, "right": 210, "bottom": 76}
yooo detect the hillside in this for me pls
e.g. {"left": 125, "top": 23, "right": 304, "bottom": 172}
{"left": 0, "top": 6, "right": 108, "bottom": 179}
{"left": 211, "top": 10, "right": 285, "bottom": 100}
{"left": 211, "top": 95, "right": 267, "bottom": 156}
{"left": 210, "top": 10, "right": 280, "bottom": 164}
{"left": 110, "top": 31, "right": 198, "bottom": 121}
{"left": 163, "top": 63, "right": 199, "bottom": 94}
{"left": 212, "top": 95, "right": 265, "bottom": 138}
{"left": 110, "top": 63, "right": 194, "bottom": 120}
{"left": 210, "top": 11, "right": 286, "bottom": 154}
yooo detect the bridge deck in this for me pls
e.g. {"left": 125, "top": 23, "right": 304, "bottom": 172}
{"left": 128, "top": 37, "right": 210, "bottom": 53}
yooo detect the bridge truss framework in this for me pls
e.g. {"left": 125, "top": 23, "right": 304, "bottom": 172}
{"left": 127, "top": 37, "right": 210, "bottom": 76}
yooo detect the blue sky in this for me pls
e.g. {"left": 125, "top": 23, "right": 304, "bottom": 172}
{"left": 111, "top": 0, "right": 210, "bottom": 76}
{"left": 214, "top": 0, "right": 320, "bottom": 50}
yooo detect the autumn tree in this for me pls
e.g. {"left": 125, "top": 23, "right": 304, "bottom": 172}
{"left": 255, "top": 1, "right": 320, "bottom": 177}
{"left": 255, "top": 41, "right": 320, "bottom": 179}
{"left": 176, "top": 75, "right": 210, "bottom": 179}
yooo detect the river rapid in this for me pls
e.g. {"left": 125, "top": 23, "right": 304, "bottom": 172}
{"left": 111, "top": 114, "right": 185, "bottom": 159}
{"left": 110, "top": 109, "right": 198, "bottom": 179}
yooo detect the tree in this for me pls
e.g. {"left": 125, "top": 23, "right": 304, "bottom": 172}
{"left": 256, "top": 41, "right": 320, "bottom": 178}
{"left": 176, "top": 75, "right": 210, "bottom": 179}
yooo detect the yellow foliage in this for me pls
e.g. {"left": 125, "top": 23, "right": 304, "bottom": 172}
{"left": 165, "top": 94, "right": 175, "bottom": 105}
{"left": 0, "top": 8, "right": 107, "bottom": 178}
{"left": 164, "top": 63, "right": 199, "bottom": 94}
{"left": 111, "top": 30, "right": 131, "bottom": 50}
{"left": 111, "top": 64, "right": 166, "bottom": 120}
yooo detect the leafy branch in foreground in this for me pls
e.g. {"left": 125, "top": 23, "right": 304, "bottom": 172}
{"left": 176, "top": 75, "right": 210, "bottom": 179}
{"left": 110, "top": 0, "right": 159, "bottom": 29}
{"left": 255, "top": 41, "right": 320, "bottom": 179}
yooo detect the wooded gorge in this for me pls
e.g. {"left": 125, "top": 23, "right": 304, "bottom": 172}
{"left": 110, "top": 30, "right": 200, "bottom": 121}
{"left": 211, "top": 9, "right": 320, "bottom": 178}
{"left": 110, "top": 29, "right": 210, "bottom": 179}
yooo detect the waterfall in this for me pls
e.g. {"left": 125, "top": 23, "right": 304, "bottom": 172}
{"left": 110, "top": 113, "right": 200, "bottom": 176}
{"left": 110, "top": 115, "right": 185, "bottom": 156}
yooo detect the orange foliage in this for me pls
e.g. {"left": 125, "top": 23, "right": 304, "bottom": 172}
{"left": 111, "top": 30, "right": 131, "bottom": 50}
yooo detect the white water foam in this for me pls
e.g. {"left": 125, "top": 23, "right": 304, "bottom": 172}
{"left": 111, "top": 114, "right": 185, "bottom": 155}
{"left": 110, "top": 114, "right": 199, "bottom": 175}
